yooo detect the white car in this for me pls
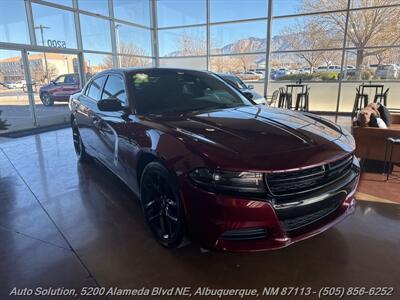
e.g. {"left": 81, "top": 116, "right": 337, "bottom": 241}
{"left": 237, "top": 71, "right": 263, "bottom": 81}
{"left": 375, "top": 64, "right": 399, "bottom": 79}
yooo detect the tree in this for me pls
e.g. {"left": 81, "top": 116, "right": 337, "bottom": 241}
{"left": 281, "top": 21, "right": 329, "bottom": 72}
{"left": 302, "top": 0, "right": 400, "bottom": 78}
{"left": 174, "top": 32, "right": 206, "bottom": 56}
{"left": 102, "top": 42, "right": 150, "bottom": 68}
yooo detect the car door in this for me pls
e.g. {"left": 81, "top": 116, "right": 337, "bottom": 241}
{"left": 51, "top": 75, "right": 66, "bottom": 100}
{"left": 60, "top": 74, "right": 81, "bottom": 100}
{"left": 75, "top": 75, "right": 107, "bottom": 155}
{"left": 94, "top": 74, "right": 129, "bottom": 178}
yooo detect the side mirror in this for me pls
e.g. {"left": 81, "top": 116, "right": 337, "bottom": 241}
{"left": 97, "top": 98, "right": 123, "bottom": 112}
{"left": 247, "top": 84, "right": 254, "bottom": 89}
{"left": 243, "top": 91, "right": 254, "bottom": 100}
{"left": 51, "top": 80, "right": 57, "bottom": 85}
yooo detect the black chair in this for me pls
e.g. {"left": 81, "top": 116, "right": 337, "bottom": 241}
{"left": 373, "top": 88, "right": 389, "bottom": 106}
{"left": 277, "top": 87, "right": 292, "bottom": 109}
{"left": 351, "top": 87, "right": 369, "bottom": 119}
{"left": 267, "top": 90, "right": 279, "bottom": 107}
{"left": 295, "top": 87, "right": 310, "bottom": 111}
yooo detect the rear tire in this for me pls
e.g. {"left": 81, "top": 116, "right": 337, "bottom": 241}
{"left": 72, "top": 119, "right": 92, "bottom": 163}
{"left": 41, "top": 92, "right": 54, "bottom": 106}
{"left": 140, "top": 162, "right": 185, "bottom": 248}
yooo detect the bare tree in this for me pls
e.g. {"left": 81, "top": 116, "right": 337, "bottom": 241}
{"left": 102, "top": 42, "right": 151, "bottom": 68}
{"left": 281, "top": 21, "right": 329, "bottom": 71}
{"left": 302, "top": 0, "right": 400, "bottom": 78}
{"left": 174, "top": 32, "right": 206, "bottom": 56}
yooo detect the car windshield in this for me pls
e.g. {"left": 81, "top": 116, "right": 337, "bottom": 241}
{"left": 222, "top": 76, "right": 247, "bottom": 90}
{"left": 129, "top": 70, "right": 252, "bottom": 115}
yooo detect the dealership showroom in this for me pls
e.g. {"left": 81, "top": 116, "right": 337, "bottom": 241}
{"left": 0, "top": 0, "right": 400, "bottom": 299}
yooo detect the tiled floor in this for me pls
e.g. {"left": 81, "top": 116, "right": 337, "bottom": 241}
{"left": 0, "top": 128, "right": 399, "bottom": 299}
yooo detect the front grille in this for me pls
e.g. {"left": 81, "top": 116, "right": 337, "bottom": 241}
{"left": 280, "top": 199, "right": 341, "bottom": 232}
{"left": 266, "top": 155, "right": 353, "bottom": 197}
{"left": 220, "top": 228, "right": 267, "bottom": 241}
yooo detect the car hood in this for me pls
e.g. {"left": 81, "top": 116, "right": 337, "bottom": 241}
{"left": 145, "top": 106, "right": 354, "bottom": 170}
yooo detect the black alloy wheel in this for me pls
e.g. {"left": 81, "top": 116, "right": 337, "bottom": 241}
{"left": 41, "top": 92, "right": 53, "bottom": 106}
{"left": 140, "top": 162, "right": 184, "bottom": 248}
{"left": 72, "top": 119, "right": 91, "bottom": 163}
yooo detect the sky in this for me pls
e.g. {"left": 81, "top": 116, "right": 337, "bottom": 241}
{"left": 1, "top": 0, "right": 329, "bottom": 61}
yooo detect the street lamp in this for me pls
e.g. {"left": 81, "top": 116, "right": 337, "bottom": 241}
{"left": 34, "top": 24, "right": 50, "bottom": 83}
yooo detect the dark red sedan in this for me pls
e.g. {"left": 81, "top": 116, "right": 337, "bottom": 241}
{"left": 69, "top": 68, "right": 360, "bottom": 252}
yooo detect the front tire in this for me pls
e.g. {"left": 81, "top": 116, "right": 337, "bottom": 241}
{"left": 72, "top": 119, "right": 91, "bottom": 163}
{"left": 40, "top": 92, "right": 54, "bottom": 106}
{"left": 140, "top": 162, "right": 185, "bottom": 248}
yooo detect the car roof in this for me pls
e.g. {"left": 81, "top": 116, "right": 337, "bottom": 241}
{"left": 94, "top": 67, "right": 213, "bottom": 78}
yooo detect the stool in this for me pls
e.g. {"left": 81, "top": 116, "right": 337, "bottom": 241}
{"left": 295, "top": 87, "right": 310, "bottom": 111}
{"left": 373, "top": 88, "right": 389, "bottom": 106}
{"left": 278, "top": 87, "right": 292, "bottom": 109}
{"left": 351, "top": 87, "right": 369, "bottom": 119}
{"left": 383, "top": 137, "right": 400, "bottom": 181}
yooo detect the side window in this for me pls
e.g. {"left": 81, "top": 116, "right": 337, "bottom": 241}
{"left": 54, "top": 75, "right": 65, "bottom": 84}
{"left": 87, "top": 76, "right": 106, "bottom": 101}
{"left": 101, "top": 75, "right": 127, "bottom": 105}
{"left": 65, "top": 74, "right": 78, "bottom": 84}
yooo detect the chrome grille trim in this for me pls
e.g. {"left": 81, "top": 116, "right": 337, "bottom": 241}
{"left": 265, "top": 155, "right": 354, "bottom": 198}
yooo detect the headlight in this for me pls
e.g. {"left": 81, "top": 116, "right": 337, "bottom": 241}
{"left": 189, "top": 168, "right": 267, "bottom": 195}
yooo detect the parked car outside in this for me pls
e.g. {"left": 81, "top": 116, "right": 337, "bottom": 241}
{"left": 375, "top": 64, "right": 399, "bottom": 79}
{"left": 70, "top": 68, "right": 360, "bottom": 251}
{"left": 271, "top": 68, "right": 290, "bottom": 79}
{"left": 237, "top": 71, "right": 263, "bottom": 81}
{"left": 218, "top": 73, "right": 267, "bottom": 104}
{"left": 39, "top": 73, "right": 81, "bottom": 106}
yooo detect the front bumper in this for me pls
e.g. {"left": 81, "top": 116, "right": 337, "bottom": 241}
{"left": 179, "top": 163, "right": 360, "bottom": 252}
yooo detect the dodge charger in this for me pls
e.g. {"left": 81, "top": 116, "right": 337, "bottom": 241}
{"left": 69, "top": 68, "right": 360, "bottom": 252}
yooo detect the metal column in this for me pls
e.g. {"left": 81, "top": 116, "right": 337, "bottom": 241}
{"left": 21, "top": 49, "right": 37, "bottom": 127}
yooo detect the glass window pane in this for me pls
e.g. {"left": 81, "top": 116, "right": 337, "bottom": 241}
{"left": 348, "top": 8, "right": 400, "bottom": 48}
{"left": 211, "top": 21, "right": 266, "bottom": 55}
{"left": 351, "top": 0, "right": 400, "bottom": 9}
{"left": 272, "top": 15, "right": 344, "bottom": 51}
{"left": 44, "top": 0, "right": 72, "bottom": 7}
{"left": 159, "top": 57, "right": 207, "bottom": 70}
{"left": 273, "top": 0, "right": 347, "bottom": 16}
{"left": 0, "top": 49, "right": 34, "bottom": 133}
{"left": 84, "top": 53, "right": 111, "bottom": 79}
{"left": 113, "top": 0, "right": 150, "bottom": 27}
{"left": 159, "top": 27, "right": 206, "bottom": 57}
{"left": 28, "top": 52, "right": 80, "bottom": 127}
{"left": 115, "top": 23, "right": 152, "bottom": 57}
{"left": 157, "top": 0, "right": 205, "bottom": 27}
{"left": 0, "top": 0, "right": 30, "bottom": 44}
{"left": 210, "top": 0, "right": 267, "bottom": 22}
{"left": 210, "top": 54, "right": 264, "bottom": 74}
{"left": 119, "top": 56, "right": 153, "bottom": 68}
{"left": 269, "top": 51, "right": 342, "bottom": 112}
{"left": 32, "top": 3, "right": 77, "bottom": 49}
{"left": 79, "top": 0, "right": 109, "bottom": 16}
{"left": 80, "top": 15, "right": 112, "bottom": 52}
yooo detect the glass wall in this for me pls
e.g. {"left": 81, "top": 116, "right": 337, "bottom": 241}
{"left": 1, "top": 0, "right": 400, "bottom": 135}
{"left": 0, "top": 0, "right": 153, "bottom": 135}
